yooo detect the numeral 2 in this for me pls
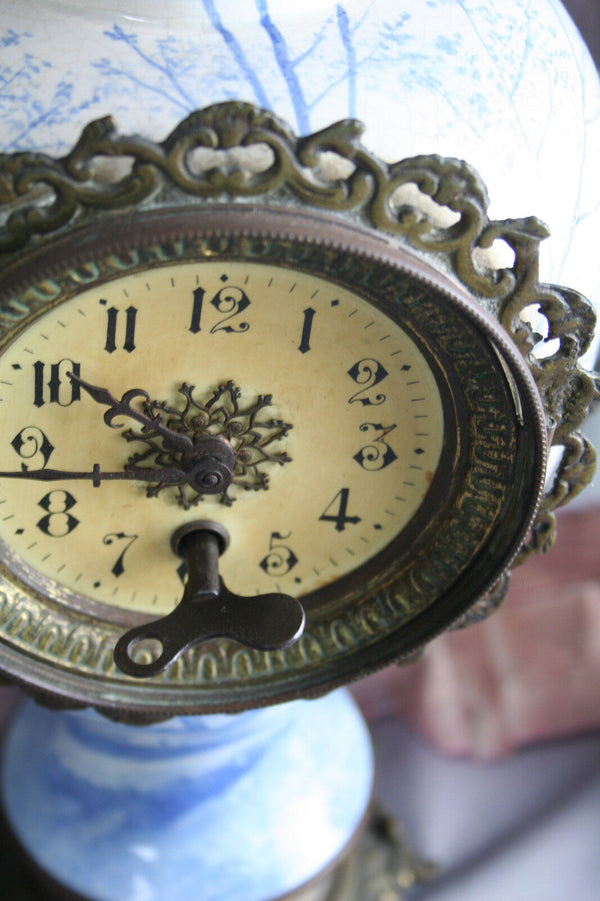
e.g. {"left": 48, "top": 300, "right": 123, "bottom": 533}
{"left": 347, "top": 359, "right": 388, "bottom": 406}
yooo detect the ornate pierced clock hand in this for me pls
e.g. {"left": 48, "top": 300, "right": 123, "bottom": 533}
{"left": 68, "top": 372, "right": 195, "bottom": 456}
{"left": 67, "top": 372, "right": 237, "bottom": 495}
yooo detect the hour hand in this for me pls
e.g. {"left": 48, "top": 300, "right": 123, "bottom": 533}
{"left": 68, "top": 372, "right": 194, "bottom": 455}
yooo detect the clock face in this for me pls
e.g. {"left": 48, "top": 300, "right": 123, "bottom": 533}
{"left": 0, "top": 208, "right": 546, "bottom": 714}
{"left": 0, "top": 260, "right": 444, "bottom": 618}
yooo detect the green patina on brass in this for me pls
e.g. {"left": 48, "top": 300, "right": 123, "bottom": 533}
{"left": 0, "top": 102, "right": 596, "bottom": 717}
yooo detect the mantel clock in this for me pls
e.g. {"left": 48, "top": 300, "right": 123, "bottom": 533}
{"left": 0, "top": 103, "right": 596, "bottom": 901}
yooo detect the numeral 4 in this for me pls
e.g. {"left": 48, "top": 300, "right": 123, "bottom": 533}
{"left": 319, "top": 488, "right": 361, "bottom": 532}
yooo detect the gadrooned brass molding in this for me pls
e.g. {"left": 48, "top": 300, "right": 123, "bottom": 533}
{"left": 0, "top": 101, "right": 597, "bottom": 716}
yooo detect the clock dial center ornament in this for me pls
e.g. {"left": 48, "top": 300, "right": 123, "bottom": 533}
{"left": 69, "top": 372, "right": 293, "bottom": 504}
{"left": 0, "top": 103, "right": 594, "bottom": 717}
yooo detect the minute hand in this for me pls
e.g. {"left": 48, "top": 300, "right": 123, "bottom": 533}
{"left": 0, "top": 465, "right": 188, "bottom": 486}
{"left": 68, "top": 372, "right": 194, "bottom": 456}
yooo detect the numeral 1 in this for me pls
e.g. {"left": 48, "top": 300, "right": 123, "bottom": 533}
{"left": 298, "top": 307, "right": 316, "bottom": 354}
{"left": 189, "top": 287, "right": 205, "bottom": 334}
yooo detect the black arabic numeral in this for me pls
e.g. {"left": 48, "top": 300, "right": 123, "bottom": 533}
{"left": 33, "top": 360, "right": 81, "bottom": 408}
{"left": 104, "top": 304, "right": 138, "bottom": 353}
{"left": 37, "top": 490, "right": 79, "bottom": 537}
{"left": 353, "top": 423, "right": 398, "bottom": 471}
{"left": 298, "top": 307, "right": 316, "bottom": 354}
{"left": 103, "top": 532, "right": 139, "bottom": 577}
{"left": 347, "top": 359, "right": 388, "bottom": 406}
{"left": 319, "top": 488, "right": 361, "bottom": 532}
{"left": 189, "top": 284, "right": 251, "bottom": 334}
{"left": 189, "top": 286, "right": 205, "bottom": 334}
{"left": 10, "top": 427, "right": 54, "bottom": 471}
{"left": 210, "top": 285, "right": 251, "bottom": 334}
{"left": 259, "top": 531, "right": 299, "bottom": 576}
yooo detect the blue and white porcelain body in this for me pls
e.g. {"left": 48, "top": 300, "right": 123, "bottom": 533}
{"left": 1, "top": 690, "right": 373, "bottom": 901}
{"left": 1, "top": 3, "right": 600, "bottom": 900}
{"left": 3, "top": 0, "right": 600, "bottom": 310}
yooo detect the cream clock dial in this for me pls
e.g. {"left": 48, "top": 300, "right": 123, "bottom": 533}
{"left": 0, "top": 260, "right": 444, "bottom": 618}
{"left": 0, "top": 206, "right": 548, "bottom": 714}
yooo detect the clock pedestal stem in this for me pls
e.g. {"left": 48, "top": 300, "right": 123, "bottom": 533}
{"left": 1, "top": 691, "right": 377, "bottom": 901}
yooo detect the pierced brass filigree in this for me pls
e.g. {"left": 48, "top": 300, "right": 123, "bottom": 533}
{"left": 1, "top": 102, "right": 596, "bottom": 585}
{"left": 326, "top": 807, "right": 437, "bottom": 901}
{"left": 123, "top": 380, "right": 292, "bottom": 508}
{"left": 0, "top": 102, "right": 596, "bottom": 715}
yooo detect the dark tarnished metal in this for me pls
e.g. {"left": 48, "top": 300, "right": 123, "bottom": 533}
{"left": 73, "top": 373, "right": 241, "bottom": 501}
{"left": 0, "top": 102, "right": 596, "bottom": 566}
{"left": 0, "top": 372, "right": 293, "bottom": 506}
{"left": 123, "top": 379, "right": 293, "bottom": 508}
{"left": 324, "top": 807, "right": 437, "bottom": 901}
{"left": 114, "top": 524, "right": 306, "bottom": 679}
{"left": 0, "top": 102, "right": 595, "bottom": 717}
{"left": 0, "top": 211, "right": 550, "bottom": 714}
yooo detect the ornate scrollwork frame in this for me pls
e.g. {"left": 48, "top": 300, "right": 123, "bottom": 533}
{"left": 0, "top": 101, "right": 597, "bottom": 713}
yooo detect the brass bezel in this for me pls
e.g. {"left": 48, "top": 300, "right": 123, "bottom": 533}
{"left": 0, "top": 102, "right": 595, "bottom": 717}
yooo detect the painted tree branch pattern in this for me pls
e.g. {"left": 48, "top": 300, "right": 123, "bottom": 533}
{"left": 0, "top": 0, "right": 595, "bottom": 153}
{"left": 0, "top": 29, "right": 100, "bottom": 155}
{"left": 0, "top": 2, "right": 369, "bottom": 153}
{"left": 1, "top": 0, "right": 600, "bottom": 305}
